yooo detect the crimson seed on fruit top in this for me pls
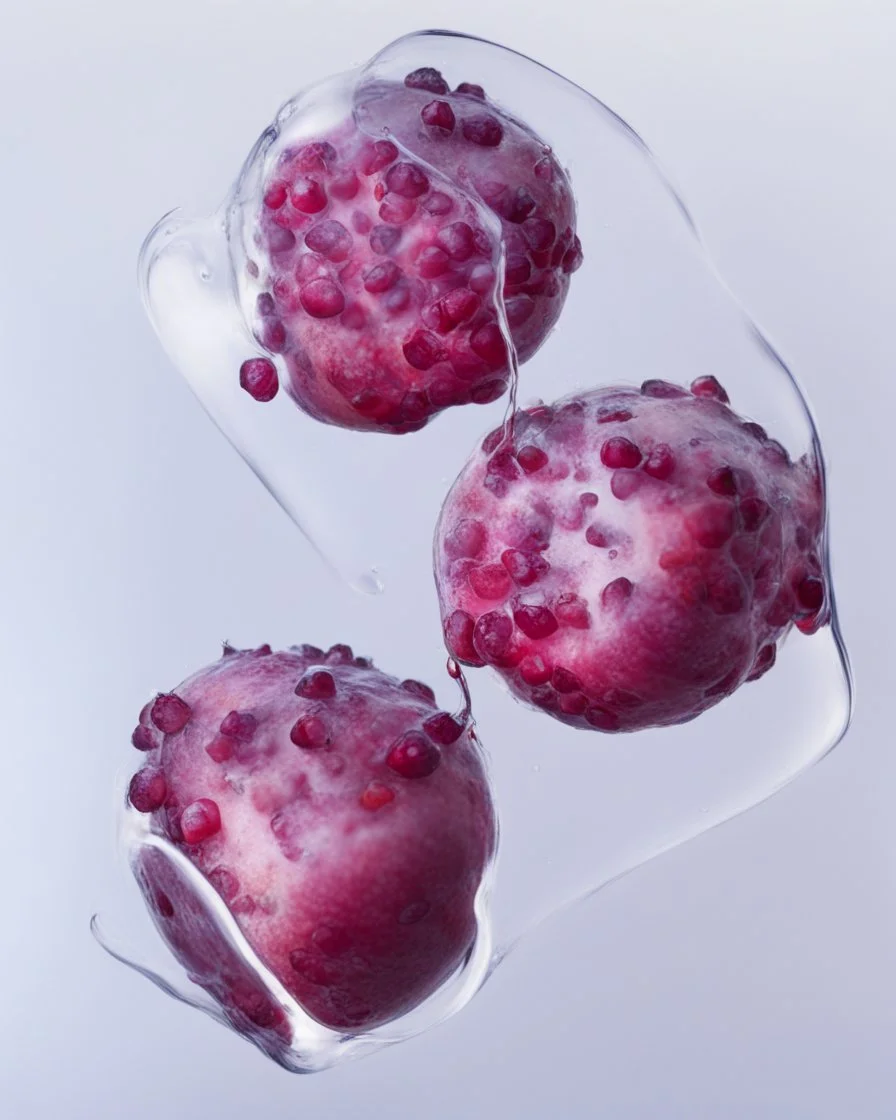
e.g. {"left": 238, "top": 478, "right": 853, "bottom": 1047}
{"left": 435, "top": 376, "right": 829, "bottom": 732}
{"left": 238, "top": 66, "right": 582, "bottom": 433}
{"left": 127, "top": 642, "right": 494, "bottom": 1033}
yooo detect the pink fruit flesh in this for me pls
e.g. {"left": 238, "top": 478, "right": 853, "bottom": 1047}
{"left": 127, "top": 643, "right": 495, "bottom": 1032}
{"left": 435, "top": 377, "right": 828, "bottom": 732}
{"left": 242, "top": 67, "right": 582, "bottom": 433}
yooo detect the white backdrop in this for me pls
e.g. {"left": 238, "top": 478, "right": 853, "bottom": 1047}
{"left": 1, "top": 1, "right": 894, "bottom": 1116}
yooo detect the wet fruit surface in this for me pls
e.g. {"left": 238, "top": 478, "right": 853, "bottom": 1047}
{"left": 243, "top": 67, "right": 582, "bottom": 432}
{"left": 127, "top": 643, "right": 495, "bottom": 1031}
{"left": 435, "top": 378, "right": 828, "bottom": 732}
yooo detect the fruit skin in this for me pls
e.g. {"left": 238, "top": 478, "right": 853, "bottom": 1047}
{"left": 127, "top": 643, "right": 495, "bottom": 1034}
{"left": 434, "top": 378, "right": 828, "bottom": 733}
{"left": 245, "top": 68, "right": 582, "bottom": 433}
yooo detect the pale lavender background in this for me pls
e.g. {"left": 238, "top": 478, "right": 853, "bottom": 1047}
{"left": 1, "top": 1, "right": 894, "bottom": 1116}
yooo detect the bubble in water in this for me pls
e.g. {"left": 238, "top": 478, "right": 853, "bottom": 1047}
{"left": 109, "top": 29, "right": 853, "bottom": 1071}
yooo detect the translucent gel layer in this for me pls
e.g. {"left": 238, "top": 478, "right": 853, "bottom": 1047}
{"left": 100, "top": 29, "right": 853, "bottom": 1071}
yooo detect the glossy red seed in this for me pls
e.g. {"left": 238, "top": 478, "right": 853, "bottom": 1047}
{"left": 219, "top": 711, "right": 257, "bottom": 742}
{"left": 600, "top": 437, "right": 642, "bottom": 469}
{"left": 304, "top": 219, "right": 352, "bottom": 261}
{"left": 363, "top": 260, "right": 402, "bottom": 293}
{"left": 295, "top": 670, "right": 336, "bottom": 699}
{"left": 796, "top": 576, "right": 825, "bottom": 611}
{"left": 300, "top": 278, "right": 345, "bottom": 318}
{"left": 519, "top": 654, "right": 552, "bottom": 686}
{"left": 290, "top": 179, "right": 327, "bottom": 214}
{"left": 554, "top": 593, "right": 591, "bottom": 629}
{"left": 289, "top": 715, "right": 330, "bottom": 749}
{"left": 552, "top": 667, "right": 583, "bottom": 694}
{"left": 131, "top": 725, "right": 158, "bottom": 752}
{"left": 206, "top": 734, "right": 236, "bottom": 763}
{"left": 501, "top": 548, "right": 550, "bottom": 586}
{"left": 128, "top": 768, "right": 167, "bottom": 813}
{"left": 421, "top": 99, "right": 456, "bottom": 132}
{"left": 180, "top": 799, "right": 222, "bottom": 844}
{"left": 422, "top": 712, "right": 465, "bottom": 744}
{"left": 691, "top": 375, "right": 729, "bottom": 402}
{"left": 469, "top": 564, "right": 512, "bottom": 600}
{"left": 444, "top": 609, "right": 484, "bottom": 665}
{"left": 387, "top": 732, "right": 441, "bottom": 779}
{"left": 403, "top": 330, "right": 446, "bottom": 370}
{"left": 516, "top": 445, "right": 548, "bottom": 473}
{"left": 642, "top": 443, "right": 675, "bottom": 480}
{"left": 385, "top": 161, "right": 431, "bottom": 199}
{"left": 513, "top": 605, "right": 558, "bottom": 640}
{"left": 707, "top": 466, "right": 738, "bottom": 496}
{"left": 151, "top": 694, "right": 192, "bottom": 734}
{"left": 462, "top": 114, "right": 504, "bottom": 146}
{"left": 404, "top": 67, "right": 450, "bottom": 94}
{"left": 361, "top": 140, "right": 399, "bottom": 175}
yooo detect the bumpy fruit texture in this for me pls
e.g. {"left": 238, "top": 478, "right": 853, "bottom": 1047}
{"left": 244, "top": 66, "right": 582, "bottom": 432}
{"left": 127, "top": 643, "right": 495, "bottom": 1033}
{"left": 435, "top": 378, "right": 828, "bottom": 732}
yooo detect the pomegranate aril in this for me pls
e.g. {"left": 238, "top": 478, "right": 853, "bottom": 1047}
{"left": 290, "top": 715, "right": 330, "bottom": 749}
{"left": 361, "top": 140, "right": 399, "bottom": 175}
{"left": 220, "top": 711, "right": 257, "bottom": 742}
{"left": 404, "top": 67, "right": 450, "bottom": 94}
{"left": 691, "top": 375, "right": 729, "bottom": 402}
{"left": 462, "top": 114, "right": 504, "bottom": 146}
{"left": 151, "top": 694, "right": 192, "bottom": 734}
{"left": 360, "top": 781, "right": 395, "bottom": 811}
{"left": 180, "top": 799, "right": 222, "bottom": 845}
{"left": 290, "top": 179, "right": 328, "bottom": 214}
{"left": 300, "top": 278, "right": 345, "bottom": 318}
{"left": 304, "top": 219, "right": 352, "bottom": 261}
{"left": 600, "top": 437, "right": 642, "bottom": 469}
{"left": 422, "top": 712, "right": 465, "bottom": 744}
{"left": 128, "top": 768, "right": 167, "bottom": 813}
{"left": 387, "top": 732, "right": 441, "bottom": 779}
{"left": 501, "top": 548, "right": 550, "bottom": 586}
{"left": 422, "top": 99, "right": 456, "bottom": 132}
{"left": 513, "top": 605, "right": 558, "bottom": 640}
{"left": 296, "top": 670, "right": 336, "bottom": 699}
{"left": 468, "top": 563, "right": 512, "bottom": 600}
{"left": 444, "top": 609, "right": 484, "bottom": 666}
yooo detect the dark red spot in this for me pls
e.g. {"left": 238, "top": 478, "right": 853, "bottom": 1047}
{"left": 405, "top": 67, "right": 449, "bottom": 94}
{"left": 360, "top": 781, "right": 395, "bottom": 811}
{"left": 180, "top": 799, "right": 221, "bottom": 845}
{"left": 296, "top": 670, "right": 336, "bottom": 699}
{"left": 326, "top": 643, "right": 354, "bottom": 664}
{"left": 385, "top": 161, "right": 431, "bottom": 199}
{"left": 330, "top": 170, "right": 359, "bottom": 200}
{"left": 387, "top": 732, "right": 441, "bottom": 779}
{"left": 128, "top": 768, "right": 167, "bottom": 813}
{"left": 156, "top": 892, "right": 174, "bottom": 918}
{"left": 561, "top": 236, "right": 584, "bottom": 273}
{"left": 150, "top": 694, "right": 191, "bottom": 734}
{"left": 455, "top": 82, "right": 485, "bottom": 98}
{"left": 401, "top": 679, "right": 436, "bottom": 703}
{"left": 469, "top": 322, "right": 507, "bottom": 369}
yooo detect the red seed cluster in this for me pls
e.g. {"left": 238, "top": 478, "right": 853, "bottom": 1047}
{"left": 127, "top": 643, "right": 494, "bottom": 1031}
{"left": 239, "top": 67, "right": 582, "bottom": 433}
{"left": 435, "top": 377, "right": 828, "bottom": 732}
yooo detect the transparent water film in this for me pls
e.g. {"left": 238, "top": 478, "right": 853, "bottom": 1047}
{"left": 104, "top": 30, "right": 853, "bottom": 1071}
